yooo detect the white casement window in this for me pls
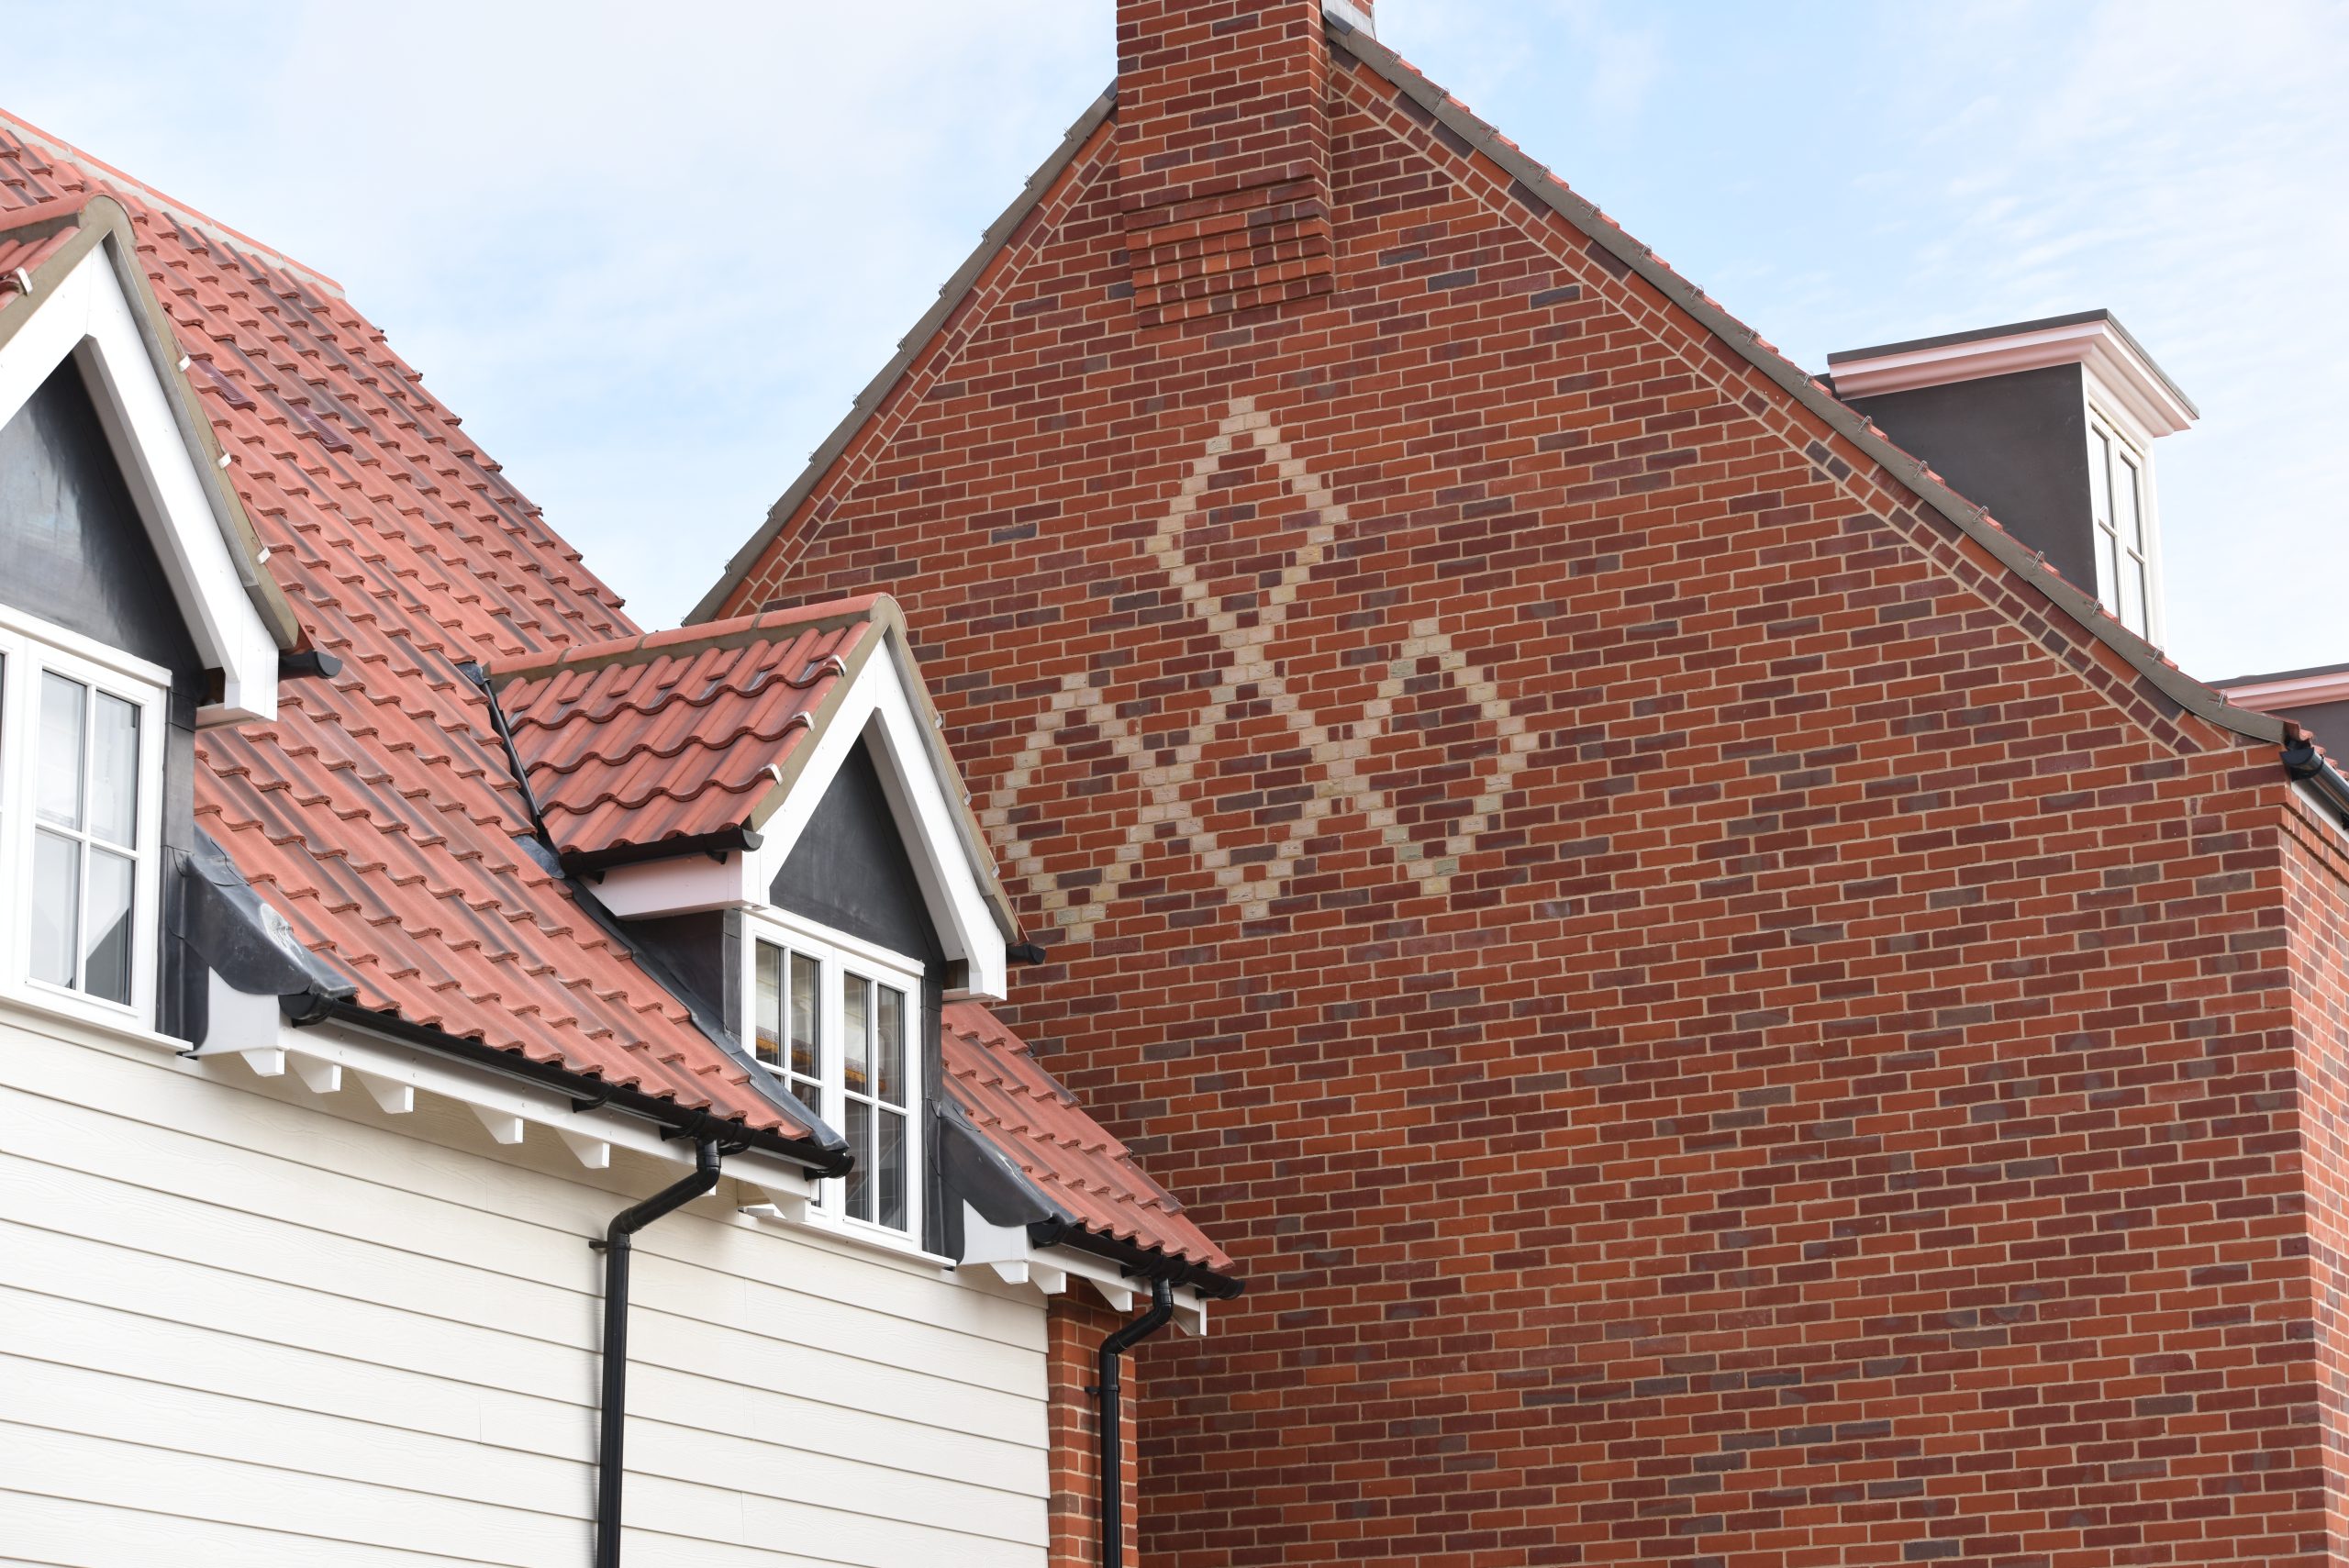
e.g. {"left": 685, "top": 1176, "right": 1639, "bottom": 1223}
{"left": 0, "top": 605, "right": 168, "bottom": 1027}
{"left": 745, "top": 911, "right": 920, "bottom": 1240}
{"left": 2088, "top": 411, "right": 2157, "bottom": 639}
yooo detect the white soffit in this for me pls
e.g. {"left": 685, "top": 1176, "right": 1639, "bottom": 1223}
{"left": 1829, "top": 314, "right": 2198, "bottom": 439}
{"left": 0, "top": 239, "right": 280, "bottom": 722}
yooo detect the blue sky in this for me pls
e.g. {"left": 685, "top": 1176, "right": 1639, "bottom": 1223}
{"left": 6, "top": 1, "right": 2343, "bottom": 679}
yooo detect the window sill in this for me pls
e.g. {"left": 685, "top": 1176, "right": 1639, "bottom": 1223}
{"left": 0, "top": 985, "right": 187, "bottom": 1056}
{"left": 739, "top": 1202, "right": 955, "bottom": 1271}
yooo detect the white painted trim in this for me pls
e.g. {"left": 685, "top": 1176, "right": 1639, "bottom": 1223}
{"left": 1830, "top": 316, "right": 2196, "bottom": 438}
{"left": 584, "top": 849, "right": 754, "bottom": 917}
{"left": 750, "top": 644, "right": 1008, "bottom": 998}
{"left": 0, "top": 243, "right": 280, "bottom": 722}
{"left": 752, "top": 902, "right": 925, "bottom": 979}
{"left": 0, "top": 602, "right": 172, "bottom": 689}
{"left": 2084, "top": 396, "right": 2166, "bottom": 647}
{"left": 191, "top": 971, "right": 829, "bottom": 1192}
{"left": 2223, "top": 672, "right": 2349, "bottom": 711}
{"left": 744, "top": 911, "right": 927, "bottom": 1245}
{"left": 0, "top": 615, "right": 169, "bottom": 1031}
{"left": 957, "top": 1201, "right": 1210, "bottom": 1337}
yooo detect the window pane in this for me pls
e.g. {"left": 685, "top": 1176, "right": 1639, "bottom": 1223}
{"left": 38, "top": 673, "right": 85, "bottom": 828}
{"left": 2088, "top": 428, "right": 2112, "bottom": 527}
{"left": 84, "top": 850, "right": 135, "bottom": 1004}
{"left": 753, "top": 940, "right": 785, "bottom": 1067}
{"left": 32, "top": 830, "right": 80, "bottom": 986}
{"left": 845, "top": 1099, "right": 872, "bottom": 1222}
{"left": 2114, "top": 450, "right": 2145, "bottom": 554}
{"left": 790, "top": 952, "right": 820, "bottom": 1080}
{"left": 2120, "top": 557, "right": 2148, "bottom": 637}
{"left": 91, "top": 693, "right": 139, "bottom": 846}
{"left": 792, "top": 1080, "right": 822, "bottom": 1116}
{"left": 876, "top": 1106, "right": 907, "bottom": 1231}
{"left": 877, "top": 985, "right": 907, "bottom": 1107}
{"left": 2094, "top": 527, "right": 2120, "bottom": 611}
{"left": 844, "top": 974, "right": 871, "bottom": 1096}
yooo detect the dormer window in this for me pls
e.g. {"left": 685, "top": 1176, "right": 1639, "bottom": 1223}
{"left": 0, "top": 606, "right": 166, "bottom": 1023}
{"left": 1827, "top": 309, "right": 2195, "bottom": 650}
{"left": 2088, "top": 411, "right": 2154, "bottom": 638}
{"left": 746, "top": 912, "right": 921, "bottom": 1239}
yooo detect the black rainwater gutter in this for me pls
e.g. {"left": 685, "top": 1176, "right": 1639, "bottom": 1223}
{"left": 2285, "top": 739, "right": 2349, "bottom": 828}
{"left": 593, "top": 1138, "right": 722, "bottom": 1568}
{"left": 1092, "top": 1277, "right": 1174, "bottom": 1568}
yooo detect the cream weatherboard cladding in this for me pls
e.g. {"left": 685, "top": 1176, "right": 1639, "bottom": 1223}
{"left": 0, "top": 1002, "right": 1054, "bottom": 1567}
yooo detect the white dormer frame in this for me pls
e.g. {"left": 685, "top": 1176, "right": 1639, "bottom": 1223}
{"left": 587, "top": 631, "right": 1009, "bottom": 999}
{"left": 1826, "top": 312, "right": 2197, "bottom": 438}
{"left": 1829, "top": 311, "right": 2194, "bottom": 645}
{"left": 0, "top": 232, "right": 283, "bottom": 724}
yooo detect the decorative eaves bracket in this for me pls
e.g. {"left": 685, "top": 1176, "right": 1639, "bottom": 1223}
{"left": 189, "top": 971, "right": 820, "bottom": 1200}
{"left": 957, "top": 1201, "right": 1209, "bottom": 1337}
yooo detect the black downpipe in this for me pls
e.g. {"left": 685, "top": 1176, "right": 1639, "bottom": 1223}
{"left": 1093, "top": 1277, "right": 1174, "bottom": 1568}
{"left": 593, "top": 1139, "right": 722, "bottom": 1568}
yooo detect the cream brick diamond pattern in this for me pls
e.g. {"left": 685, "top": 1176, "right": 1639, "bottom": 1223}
{"left": 985, "top": 399, "right": 1534, "bottom": 941}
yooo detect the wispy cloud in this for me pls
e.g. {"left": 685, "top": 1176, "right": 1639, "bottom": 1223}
{"left": 5, "top": 1, "right": 2344, "bottom": 676}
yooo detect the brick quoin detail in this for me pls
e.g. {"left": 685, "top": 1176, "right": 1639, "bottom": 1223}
{"left": 719, "top": 9, "right": 2331, "bottom": 1564}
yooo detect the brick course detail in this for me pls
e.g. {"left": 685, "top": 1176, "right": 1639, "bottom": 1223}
{"left": 714, "top": 6, "right": 2328, "bottom": 1562}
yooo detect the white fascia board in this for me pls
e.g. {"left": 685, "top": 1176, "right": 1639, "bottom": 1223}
{"left": 2223, "top": 671, "right": 2349, "bottom": 711}
{"left": 194, "top": 971, "right": 821, "bottom": 1192}
{"left": 1831, "top": 317, "right": 2197, "bottom": 438}
{"left": 588, "top": 849, "right": 757, "bottom": 917}
{"left": 958, "top": 1201, "right": 1208, "bottom": 1337}
{"left": 752, "top": 642, "right": 1007, "bottom": 997}
{"left": 0, "top": 241, "right": 279, "bottom": 722}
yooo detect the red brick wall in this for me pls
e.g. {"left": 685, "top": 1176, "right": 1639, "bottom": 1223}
{"left": 724, "top": 20, "right": 2326, "bottom": 1564}
{"left": 1049, "top": 1295, "right": 1143, "bottom": 1567}
{"left": 2287, "top": 796, "right": 2349, "bottom": 1556}
{"left": 1115, "top": 0, "right": 1334, "bottom": 325}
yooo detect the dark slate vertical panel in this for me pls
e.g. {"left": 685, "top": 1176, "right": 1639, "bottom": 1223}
{"left": 1846, "top": 363, "right": 2096, "bottom": 594}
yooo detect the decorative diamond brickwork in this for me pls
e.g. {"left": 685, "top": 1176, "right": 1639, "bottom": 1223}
{"left": 714, "top": 10, "right": 2325, "bottom": 1565}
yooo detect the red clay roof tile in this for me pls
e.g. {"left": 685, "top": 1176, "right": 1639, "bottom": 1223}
{"left": 943, "top": 1000, "right": 1233, "bottom": 1276}
{"left": 0, "top": 116, "right": 819, "bottom": 1151}
{"left": 493, "top": 608, "right": 875, "bottom": 862}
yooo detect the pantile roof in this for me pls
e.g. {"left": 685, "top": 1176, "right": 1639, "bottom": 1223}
{"left": 0, "top": 107, "right": 1234, "bottom": 1281}
{"left": 0, "top": 113, "right": 829, "bottom": 1157}
{"left": 943, "top": 1000, "right": 1234, "bottom": 1279}
{"left": 492, "top": 603, "right": 877, "bottom": 865}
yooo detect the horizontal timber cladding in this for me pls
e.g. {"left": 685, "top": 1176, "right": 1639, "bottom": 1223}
{"left": 0, "top": 1010, "right": 1052, "bottom": 1568}
{"left": 717, "top": 30, "right": 2321, "bottom": 1568}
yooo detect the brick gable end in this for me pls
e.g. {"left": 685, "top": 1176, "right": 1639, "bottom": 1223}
{"left": 720, "top": 30, "right": 2322, "bottom": 1568}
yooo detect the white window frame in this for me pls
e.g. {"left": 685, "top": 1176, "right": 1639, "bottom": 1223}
{"left": 742, "top": 906, "right": 924, "bottom": 1250}
{"left": 0, "top": 601, "right": 169, "bottom": 1030}
{"left": 2086, "top": 402, "right": 2163, "bottom": 643}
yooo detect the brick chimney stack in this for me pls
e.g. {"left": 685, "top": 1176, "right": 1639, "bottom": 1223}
{"left": 1115, "top": 0, "right": 1339, "bottom": 326}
